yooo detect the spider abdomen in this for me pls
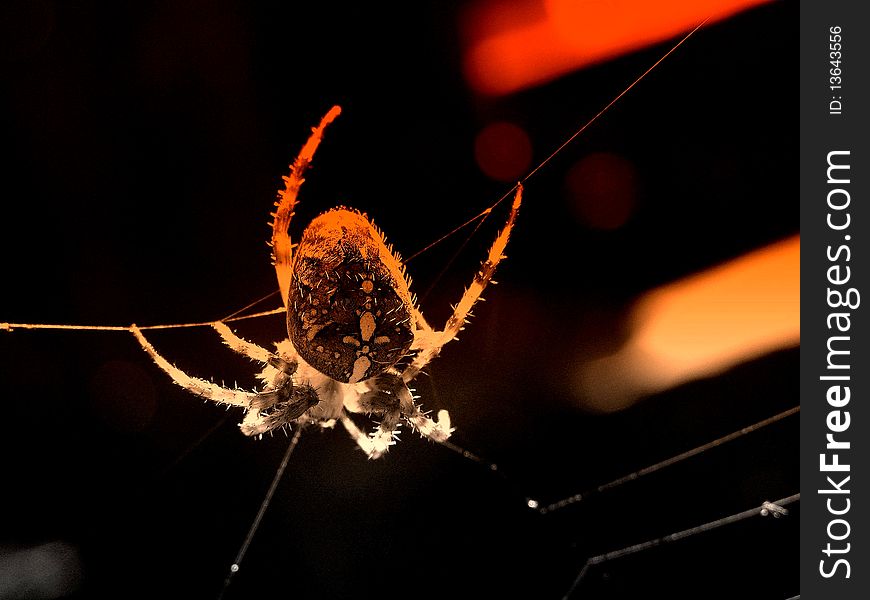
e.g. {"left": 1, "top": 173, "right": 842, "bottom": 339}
{"left": 288, "top": 208, "right": 415, "bottom": 383}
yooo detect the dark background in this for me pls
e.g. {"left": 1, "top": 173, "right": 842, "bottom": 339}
{"left": 0, "top": 1, "right": 797, "bottom": 599}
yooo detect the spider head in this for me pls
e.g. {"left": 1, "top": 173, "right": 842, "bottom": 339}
{"left": 288, "top": 209, "right": 415, "bottom": 383}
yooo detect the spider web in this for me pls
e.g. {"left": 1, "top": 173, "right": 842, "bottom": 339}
{"left": 119, "top": 300, "right": 795, "bottom": 600}
{"left": 439, "top": 405, "right": 799, "bottom": 599}
{"left": 195, "top": 323, "right": 799, "bottom": 600}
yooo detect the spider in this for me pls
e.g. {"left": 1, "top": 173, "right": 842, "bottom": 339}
{"left": 130, "top": 105, "right": 522, "bottom": 458}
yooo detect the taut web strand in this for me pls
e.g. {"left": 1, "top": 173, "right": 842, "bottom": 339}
{"left": 562, "top": 493, "right": 800, "bottom": 599}
{"left": 404, "top": 17, "right": 710, "bottom": 264}
{"left": 1, "top": 306, "right": 286, "bottom": 334}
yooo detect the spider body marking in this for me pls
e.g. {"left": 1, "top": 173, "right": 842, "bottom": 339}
{"left": 289, "top": 208, "right": 415, "bottom": 384}
{"left": 131, "top": 105, "right": 522, "bottom": 458}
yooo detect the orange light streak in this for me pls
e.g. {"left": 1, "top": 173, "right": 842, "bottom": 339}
{"left": 577, "top": 236, "right": 800, "bottom": 411}
{"left": 463, "top": 0, "right": 772, "bottom": 96}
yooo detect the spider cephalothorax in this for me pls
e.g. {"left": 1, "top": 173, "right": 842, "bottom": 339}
{"left": 132, "top": 105, "right": 522, "bottom": 458}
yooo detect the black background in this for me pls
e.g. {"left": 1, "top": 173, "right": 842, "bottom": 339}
{"left": 1, "top": 1, "right": 797, "bottom": 599}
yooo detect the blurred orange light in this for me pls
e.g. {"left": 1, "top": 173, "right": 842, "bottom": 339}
{"left": 474, "top": 121, "right": 533, "bottom": 182}
{"left": 463, "top": 0, "right": 772, "bottom": 96}
{"left": 577, "top": 236, "right": 800, "bottom": 411}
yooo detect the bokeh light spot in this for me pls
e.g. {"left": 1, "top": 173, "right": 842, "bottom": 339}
{"left": 0, "top": 541, "right": 82, "bottom": 599}
{"left": 565, "top": 152, "right": 637, "bottom": 230}
{"left": 474, "top": 121, "right": 532, "bottom": 182}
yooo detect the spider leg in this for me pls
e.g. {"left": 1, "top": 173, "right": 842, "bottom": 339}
{"left": 339, "top": 411, "right": 380, "bottom": 457}
{"left": 211, "top": 321, "right": 300, "bottom": 389}
{"left": 212, "top": 321, "right": 275, "bottom": 363}
{"left": 337, "top": 374, "right": 400, "bottom": 458}
{"left": 132, "top": 325, "right": 319, "bottom": 436}
{"left": 271, "top": 105, "right": 342, "bottom": 309}
{"left": 348, "top": 372, "right": 452, "bottom": 458}
{"left": 337, "top": 372, "right": 405, "bottom": 458}
{"left": 132, "top": 325, "right": 270, "bottom": 408}
{"left": 239, "top": 382, "right": 319, "bottom": 437}
{"left": 340, "top": 408, "right": 402, "bottom": 460}
{"left": 358, "top": 375, "right": 406, "bottom": 458}
{"left": 411, "top": 306, "right": 434, "bottom": 335}
{"left": 131, "top": 325, "right": 286, "bottom": 411}
{"left": 403, "top": 184, "right": 522, "bottom": 382}
{"left": 406, "top": 407, "right": 453, "bottom": 443}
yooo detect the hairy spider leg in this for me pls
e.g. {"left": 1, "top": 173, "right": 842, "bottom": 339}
{"left": 341, "top": 373, "right": 401, "bottom": 458}
{"left": 403, "top": 183, "right": 523, "bottom": 383}
{"left": 212, "top": 321, "right": 297, "bottom": 396}
{"left": 410, "top": 306, "right": 435, "bottom": 334}
{"left": 210, "top": 322, "right": 320, "bottom": 435}
{"left": 271, "top": 105, "right": 342, "bottom": 309}
{"left": 238, "top": 381, "right": 319, "bottom": 437}
{"left": 132, "top": 325, "right": 273, "bottom": 409}
{"left": 339, "top": 412, "right": 379, "bottom": 457}
{"left": 212, "top": 321, "right": 276, "bottom": 363}
{"left": 344, "top": 370, "right": 452, "bottom": 458}
{"left": 130, "top": 325, "right": 316, "bottom": 434}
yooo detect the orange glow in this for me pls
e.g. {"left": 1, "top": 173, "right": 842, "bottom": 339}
{"left": 463, "top": 0, "right": 772, "bottom": 95}
{"left": 474, "top": 121, "right": 533, "bottom": 182}
{"left": 577, "top": 236, "right": 800, "bottom": 411}
{"left": 565, "top": 152, "right": 637, "bottom": 230}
